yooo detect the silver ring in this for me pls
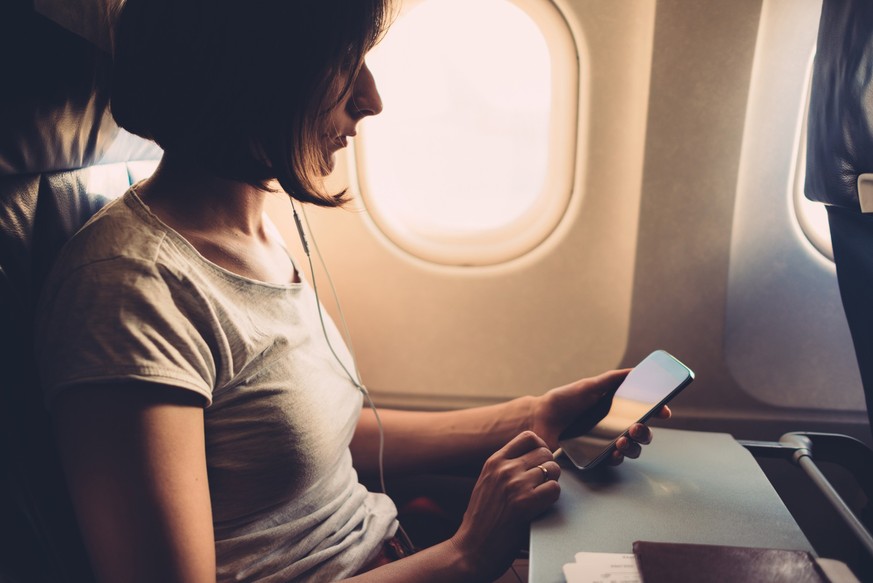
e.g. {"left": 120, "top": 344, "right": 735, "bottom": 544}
{"left": 536, "top": 464, "right": 549, "bottom": 483}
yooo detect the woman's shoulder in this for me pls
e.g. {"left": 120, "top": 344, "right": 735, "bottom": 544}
{"left": 52, "top": 189, "right": 174, "bottom": 282}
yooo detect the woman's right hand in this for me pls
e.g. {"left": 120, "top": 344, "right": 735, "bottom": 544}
{"left": 449, "top": 431, "right": 561, "bottom": 580}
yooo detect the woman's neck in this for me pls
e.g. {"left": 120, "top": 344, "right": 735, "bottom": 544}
{"left": 135, "top": 155, "right": 299, "bottom": 285}
{"left": 136, "top": 156, "right": 271, "bottom": 239}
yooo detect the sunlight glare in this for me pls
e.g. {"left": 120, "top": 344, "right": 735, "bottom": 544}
{"left": 361, "top": 0, "right": 553, "bottom": 237}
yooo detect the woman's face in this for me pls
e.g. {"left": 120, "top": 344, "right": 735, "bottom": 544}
{"left": 320, "top": 61, "right": 383, "bottom": 173}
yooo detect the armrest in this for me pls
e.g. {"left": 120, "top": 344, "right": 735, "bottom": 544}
{"left": 740, "top": 433, "right": 873, "bottom": 563}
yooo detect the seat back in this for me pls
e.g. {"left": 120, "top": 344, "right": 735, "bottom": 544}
{"left": 0, "top": 3, "right": 161, "bottom": 581}
{"left": 805, "top": 0, "right": 873, "bottom": 209}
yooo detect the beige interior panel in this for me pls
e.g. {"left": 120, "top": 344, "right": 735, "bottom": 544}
{"left": 268, "top": 1, "right": 656, "bottom": 409}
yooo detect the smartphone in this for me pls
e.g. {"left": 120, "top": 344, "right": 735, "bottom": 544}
{"left": 558, "top": 350, "right": 694, "bottom": 471}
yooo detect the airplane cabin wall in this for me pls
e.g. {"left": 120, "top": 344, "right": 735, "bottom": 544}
{"left": 618, "top": 0, "right": 867, "bottom": 442}
{"left": 268, "top": 0, "right": 871, "bottom": 445}
{"left": 270, "top": 0, "right": 657, "bottom": 409}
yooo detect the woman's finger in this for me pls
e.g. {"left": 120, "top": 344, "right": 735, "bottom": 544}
{"left": 655, "top": 405, "right": 672, "bottom": 420}
{"left": 615, "top": 435, "right": 642, "bottom": 459}
{"left": 527, "top": 460, "right": 562, "bottom": 487}
{"left": 627, "top": 423, "right": 653, "bottom": 445}
{"left": 500, "top": 430, "right": 549, "bottom": 459}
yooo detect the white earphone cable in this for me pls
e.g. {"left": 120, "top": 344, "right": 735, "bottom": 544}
{"left": 290, "top": 201, "right": 414, "bottom": 552}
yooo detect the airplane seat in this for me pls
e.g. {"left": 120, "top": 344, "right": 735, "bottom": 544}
{"left": 805, "top": 0, "right": 873, "bottom": 437}
{"left": 0, "top": 3, "right": 161, "bottom": 581}
{"left": 0, "top": 4, "right": 472, "bottom": 577}
{"left": 791, "top": 0, "right": 873, "bottom": 569}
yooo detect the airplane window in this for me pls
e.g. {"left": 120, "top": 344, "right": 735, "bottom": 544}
{"left": 356, "top": 0, "right": 578, "bottom": 266}
{"left": 725, "top": 0, "right": 862, "bottom": 415}
{"left": 794, "top": 152, "right": 834, "bottom": 262}
{"left": 792, "top": 50, "right": 834, "bottom": 262}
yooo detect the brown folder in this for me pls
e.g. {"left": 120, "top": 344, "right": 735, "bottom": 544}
{"left": 632, "top": 540, "right": 828, "bottom": 583}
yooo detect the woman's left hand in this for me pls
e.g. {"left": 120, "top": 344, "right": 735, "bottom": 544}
{"left": 529, "top": 369, "right": 671, "bottom": 466}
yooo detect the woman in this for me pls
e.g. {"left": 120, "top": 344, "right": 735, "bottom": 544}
{"left": 36, "top": 0, "right": 668, "bottom": 581}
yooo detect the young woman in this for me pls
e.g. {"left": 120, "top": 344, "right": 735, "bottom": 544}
{"left": 36, "top": 0, "right": 668, "bottom": 581}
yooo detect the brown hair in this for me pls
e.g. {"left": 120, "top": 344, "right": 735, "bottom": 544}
{"left": 110, "top": 0, "right": 392, "bottom": 206}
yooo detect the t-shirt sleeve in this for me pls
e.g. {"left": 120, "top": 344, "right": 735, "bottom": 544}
{"left": 36, "top": 256, "right": 216, "bottom": 407}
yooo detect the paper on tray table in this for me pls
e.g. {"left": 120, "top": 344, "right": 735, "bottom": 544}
{"left": 562, "top": 552, "right": 640, "bottom": 583}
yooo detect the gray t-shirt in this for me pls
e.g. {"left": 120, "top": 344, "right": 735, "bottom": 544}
{"left": 36, "top": 189, "right": 398, "bottom": 582}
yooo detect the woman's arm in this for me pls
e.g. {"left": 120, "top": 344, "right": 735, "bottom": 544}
{"left": 347, "top": 431, "right": 560, "bottom": 582}
{"left": 351, "top": 397, "right": 535, "bottom": 475}
{"left": 351, "top": 369, "right": 669, "bottom": 475}
{"left": 52, "top": 382, "right": 216, "bottom": 583}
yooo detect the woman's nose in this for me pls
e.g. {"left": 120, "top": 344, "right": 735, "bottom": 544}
{"left": 350, "top": 62, "right": 383, "bottom": 118}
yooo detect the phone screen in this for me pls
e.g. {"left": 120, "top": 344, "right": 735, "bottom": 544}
{"left": 559, "top": 350, "right": 694, "bottom": 470}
